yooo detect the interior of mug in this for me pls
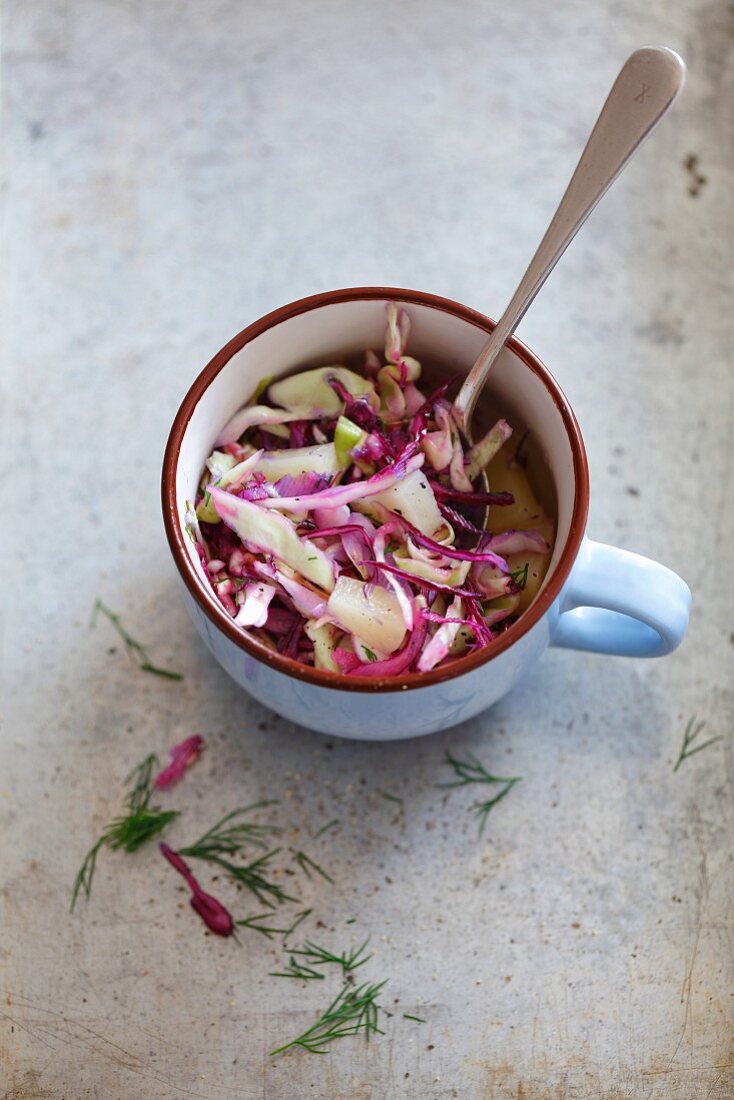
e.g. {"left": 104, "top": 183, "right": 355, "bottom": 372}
{"left": 174, "top": 295, "right": 579, "bottom": 605}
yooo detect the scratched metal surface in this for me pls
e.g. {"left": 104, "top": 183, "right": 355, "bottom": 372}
{"left": 1, "top": 1, "right": 733, "bottom": 1098}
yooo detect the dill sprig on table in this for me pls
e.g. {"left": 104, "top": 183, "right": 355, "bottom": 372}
{"left": 179, "top": 803, "right": 281, "bottom": 856}
{"left": 378, "top": 789, "right": 403, "bottom": 806}
{"left": 181, "top": 846, "right": 296, "bottom": 909}
{"left": 313, "top": 819, "right": 340, "bottom": 839}
{"left": 91, "top": 599, "right": 183, "bottom": 680}
{"left": 236, "top": 908, "right": 312, "bottom": 941}
{"left": 270, "top": 979, "right": 387, "bottom": 1056}
{"left": 472, "top": 780, "right": 522, "bottom": 835}
{"left": 439, "top": 750, "right": 521, "bottom": 836}
{"left": 294, "top": 850, "right": 334, "bottom": 884}
{"left": 673, "top": 716, "right": 723, "bottom": 772}
{"left": 72, "top": 754, "right": 179, "bottom": 909}
{"left": 271, "top": 939, "right": 371, "bottom": 981}
{"left": 270, "top": 956, "right": 325, "bottom": 981}
{"left": 180, "top": 804, "right": 296, "bottom": 908}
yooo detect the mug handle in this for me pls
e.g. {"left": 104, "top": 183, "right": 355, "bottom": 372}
{"left": 551, "top": 538, "right": 691, "bottom": 657}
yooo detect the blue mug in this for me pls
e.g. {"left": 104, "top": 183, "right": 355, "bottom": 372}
{"left": 163, "top": 288, "right": 691, "bottom": 740}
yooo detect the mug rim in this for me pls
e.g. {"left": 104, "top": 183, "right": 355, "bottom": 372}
{"left": 161, "top": 286, "right": 590, "bottom": 693}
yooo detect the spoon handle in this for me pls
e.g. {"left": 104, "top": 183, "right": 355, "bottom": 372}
{"left": 454, "top": 46, "right": 686, "bottom": 434}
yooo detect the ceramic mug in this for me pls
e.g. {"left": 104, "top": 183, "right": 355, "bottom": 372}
{"left": 162, "top": 288, "right": 691, "bottom": 740}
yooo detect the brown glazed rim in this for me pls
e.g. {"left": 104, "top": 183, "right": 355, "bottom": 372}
{"left": 162, "top": 287, "right": 590, "bottom": 693}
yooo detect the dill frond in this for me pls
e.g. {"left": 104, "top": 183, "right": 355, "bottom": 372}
{"left": 92, "top": 599, "right": 183, "bottom": 680}
{"left": 673, "top": 716, "right": 722, "bottom": 772}
{"left": 270, "top": 980, "right": 387, "bottom": 1056}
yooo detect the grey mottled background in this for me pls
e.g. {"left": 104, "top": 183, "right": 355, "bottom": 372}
{"left": 1, "top": 1, "right": 733, "bottom": 1098}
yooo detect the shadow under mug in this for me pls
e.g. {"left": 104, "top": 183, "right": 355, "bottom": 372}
{"left": 162, "top": 287, "right": 691, "bottom": 740}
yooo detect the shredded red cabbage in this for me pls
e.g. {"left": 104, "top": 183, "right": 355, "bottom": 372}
{"left": 431, "top": 484, "right": 515, "bottom": 507}
{"left": 188, "top": 304, "right": 553, "bottom": 676}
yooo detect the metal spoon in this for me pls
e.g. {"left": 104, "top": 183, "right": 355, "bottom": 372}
{"left": 453, "top": 46, "right": 686, "bottom": 501}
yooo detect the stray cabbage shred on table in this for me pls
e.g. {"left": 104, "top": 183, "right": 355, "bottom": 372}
{"left": 185, "top": 305, "right": 552, "bottom": 676}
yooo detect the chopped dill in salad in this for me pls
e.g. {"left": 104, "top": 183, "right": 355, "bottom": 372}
{"left": 186, "top": 305, "right": 553, "bottom": 676}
